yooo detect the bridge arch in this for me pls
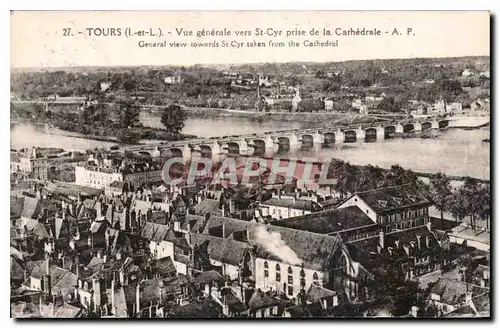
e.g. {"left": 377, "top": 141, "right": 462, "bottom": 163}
{"left": 198, "top": 145, "right": 212, "bottom": 158}
{"left": 227, "top": 142, "right": 240, "bottom": 155}
{"left": 253, "top": 139, "right": 267, "bottom": 149}
{"left": 403, "top": 123, "right": 415, "bottom": 133}
{"left": 323, "top": 132, "right": 336, "bottom": 145}
{"left": 384, "top": 125, "right": 396, "bottom": 138}
{"left": 169, "top": 147, "right": 184, "bottom": 158}
{"left": 438, "top": 120, "right": 449, "bottom": 129}
{"left": 421, "top": 122, "right": 432, "bottom": 131}
{"left": 365, "top": 127, "right": 377, "bottom": 142}
{"left": 277, "top": 136, "right": 291, "bottom": 151}
{"left": 344, "top": 130, "right": 357, "bottom": 143}
{"left": 301, "top": 134, "right": 314, "bottom": 145}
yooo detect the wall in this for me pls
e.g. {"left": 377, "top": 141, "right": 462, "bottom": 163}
{"left": 338, "top": 196, "right": 377, "bottom": 223}
{"left": 258, "top": 204, "right": 309, "bottom": 220}
{"left": 75, "top": 165, "right": 123, "bottom": 188}
{"left": 174, "top": 261, "right": 187, "bottom": 275}
{"left": 254, "top": 257, "right": 324, "bottom": 298}
{"left": 149, "top": 240, "right": 174, "bottom": 260}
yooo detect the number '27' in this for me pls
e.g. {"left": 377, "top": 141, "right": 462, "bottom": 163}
{"left": 63, "top": 28, "right": 71, "bottom": 36}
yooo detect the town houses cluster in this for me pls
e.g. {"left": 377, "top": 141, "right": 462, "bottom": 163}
{"left": 10, "top": 148, "right": 490, "bottom": 318}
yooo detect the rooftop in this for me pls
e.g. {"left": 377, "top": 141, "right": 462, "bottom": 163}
{"left": 261, "top": 197, "right": 321, "bottom": 212}
{"left": 271, "top": 206, "right": 374, "bottom": 234}
{"left": 350, "top": 184, "right": 431, "bottom": 214}
{"left": 431, "top": 277, "right": 489, "bottom": 305}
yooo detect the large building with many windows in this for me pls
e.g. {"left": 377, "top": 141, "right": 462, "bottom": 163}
{"left": 75, "top": 154, "right": 162, "bottom": 189}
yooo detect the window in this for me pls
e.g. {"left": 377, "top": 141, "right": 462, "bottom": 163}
{"left": 276, "top": 264, "right": 280, "bottom": 271}
{"left": 300, "top": 269, "right": 305, "bottom": 287}
{"left": 288, "top": 267, "right": 293, "bottom": 274}
{"left": 264, "top": 270, "right": 269, "bottom": 278}
{"left": 264, "top": 261, "right": 269, "bottom": 269}
{"left": 288, "top": 286, "right": 294, "bottom": 296}
{"left": 288, "top": 275, "right": 293, "bottom": 284}
{"left": 366, "top": 209, "right": 369, "bottom": 214}
{"left": 276, "top": 272, "right": 281, "bottom": 282}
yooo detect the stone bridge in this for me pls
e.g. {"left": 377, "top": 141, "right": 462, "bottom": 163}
{"left": 127, "top": 117, "right": 449, "bottom": 160}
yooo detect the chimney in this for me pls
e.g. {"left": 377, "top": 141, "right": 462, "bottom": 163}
{"left": 394, "top": 240, "right": 400, "bottom": 248}
{"left": 426, "top": 235, "right": 430, "bottom": 248}
{"left": 136, "top": 282, "right": 141, "bottom": 315}
{"left": 185, "top": 232, "right": 192, "bottom": 247}
{"left": 222, "top": 224, "right": 226, "bottom": 239}
{"left": 379, "top": 229, "right": 385, "bottom": 249}
{"left": 416, "top": 235, "right": 422, "bottom": 250}
{"left": 221, "top": 205, "right": 225, "bottom": 217}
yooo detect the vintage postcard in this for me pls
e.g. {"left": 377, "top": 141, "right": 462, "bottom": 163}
{"left": 10, "top": 11, "right": 490, "bottom": 319}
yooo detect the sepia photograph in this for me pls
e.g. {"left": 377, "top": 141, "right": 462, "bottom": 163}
{"left": 9, "top": 10, "right": 491, "bottom": 319}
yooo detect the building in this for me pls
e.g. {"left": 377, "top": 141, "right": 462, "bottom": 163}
{"left": 15, "top": 147, "right": 50, "bottom": 180}
{"left": 337, "top": 184, "right": 432, "bottom": 233}
{"left": 256, "top": 197, "right": 322, "bottom": 220}
{"left": 189, "top": 215, "right": 365, "bottom": 300}
{"left": 324, "top": 99, "right": 334, "bottom": 111}
{"left": 461, "top": 69, "right": 475, "bottom": 77}
{"left": 428, "top": 277, "right": 489, "bottom": 316}
{"left": 164, "top": 76, "right": 182, "bottom": 85}
{"left": 75, "top": 155, "right": 162, "bottom": 189}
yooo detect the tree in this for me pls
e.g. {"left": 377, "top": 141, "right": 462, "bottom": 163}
{"left": 448, "top": 189, "right": 468, "bottom": 227}
{"left": 116, "top": 130, "right": 139, "bottom": 145}
{"left": 429, "top": 173, "right": 452, "bottom": 230}
{"left": 476, "top": 184, "right": 491, "bottom": 231}
{"left": 378, "top": 96, "right": 400, "bottom": 113}
{"left": 118, "top": 101, "right": 140, "bottom": 128}
{"left": 160, "top": 104, "right": 187, "bottom": 136}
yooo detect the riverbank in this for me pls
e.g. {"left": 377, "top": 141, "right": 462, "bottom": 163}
{"left": 13, "top": 118, "right": 198, "bottom": 146}
{"left": 180, "top": 107, "right": 387, "bottom": 125}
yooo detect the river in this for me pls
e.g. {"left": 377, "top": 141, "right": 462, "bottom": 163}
{"left": 10, "top": 113, "right": 490, "bottom": 180}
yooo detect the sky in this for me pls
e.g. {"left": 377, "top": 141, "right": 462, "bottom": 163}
{"left": 11, "top": 11, "right": 490, "bottom": 68}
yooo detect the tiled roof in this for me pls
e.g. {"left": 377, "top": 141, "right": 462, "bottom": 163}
{"left": 193, "top": 270, "right": 227, "bottom": 285}
{"left": 306, "top": 284, "right": 336, "bottom": 303}
{"left": 247, "top": 289, "right": 283, "bottom": 310}
{"left": 140, "top": 222, "right": 171, "bottom": 243}
{"left": 181, "top": 214, "right": 209, "bottom": 233}
{"left": 191, "top": 233, "right": 251, "bottom": 266}
{"left": 261, "top": 197, "right": 321, "bottom": 212}
{"left": 271, "top": 206, "right": 374, "bottom": 234}
{"left": 202, "top": 216, "right": 343, "bottom": 271}
{"left": 431, "top": 278, "right": 489, "bottom": 305}
{"left": 351, "top": 184, "right": 431, "bottom": 214}
{"left": 10, "top": 197, "right": 24, "bottom": 218}
{"left": 155, "top": 257, "right": 177, "bottom": 278}
{"left": 194, "top": 199, "right": 223, "bottom": 217}
{"left": 166, "top": 298, "right": 222, "bottom": 318}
